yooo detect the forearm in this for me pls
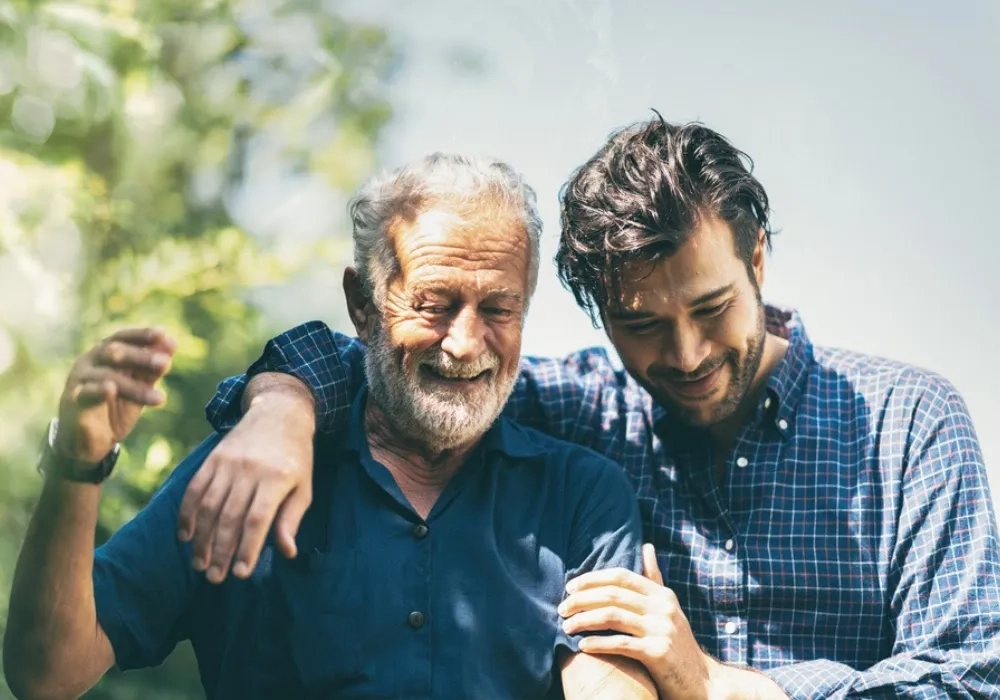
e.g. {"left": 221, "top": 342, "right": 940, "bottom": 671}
{"left": 240, "top": 371, "right": 316, "bottom": 418}
{"left": 561, "top": 651, "right": 658, "bottom": 700}
{"left": 4, "top": 478, "right": 112, "bottom": 699}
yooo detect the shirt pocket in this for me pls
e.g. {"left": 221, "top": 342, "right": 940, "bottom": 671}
{"left": 273, "top": 548, "right": 367, "bottom": 693}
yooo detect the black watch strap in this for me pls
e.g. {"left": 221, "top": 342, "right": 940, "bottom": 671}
{"left": 36, "top": 418, "right": 121, "bottom": 484}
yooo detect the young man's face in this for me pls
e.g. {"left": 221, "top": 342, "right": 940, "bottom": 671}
{"left": 603, "top": 216, "right": 768, "bottom": 428}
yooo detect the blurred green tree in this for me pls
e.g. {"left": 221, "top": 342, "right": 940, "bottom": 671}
{"left": 0, "top": 0, "right": 395, "bottom": 696}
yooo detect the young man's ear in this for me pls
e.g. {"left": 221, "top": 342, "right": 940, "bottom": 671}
{"left": 751, "top": 227, "right": 767, "bottom": 289}
{"left": 343, "top": 267, "right": 375, "bottom": 343}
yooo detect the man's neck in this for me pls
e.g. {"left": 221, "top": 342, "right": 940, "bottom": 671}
{"left": 708, "top": 332, "right": 789, "bottom": 459}
{"left": 363, "top": 398, "right": 478, "bottom": 518}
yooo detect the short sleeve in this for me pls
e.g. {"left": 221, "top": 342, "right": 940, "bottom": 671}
{"left": 93, "top": 434, "right": 221, "bottom": 670}
{"left": 555, "top": 450, "right": 643, "bottom": 654}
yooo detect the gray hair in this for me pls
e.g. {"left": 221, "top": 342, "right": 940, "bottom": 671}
{"left": 349, "top": 153, "right": 543, "bottom": 312}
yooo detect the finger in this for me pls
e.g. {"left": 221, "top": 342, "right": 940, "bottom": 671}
{"left": 75, "top": 368, "right": 164, "bottom": 406}
{"left": 642, "top": 543, "right": 663, "bottom": 586}
{"left": 272, "top": 483, "right": 311, "bottom": 560}
{"left": 577, "top": 635, "right": 647, "bottom": 659}
{"left": 558, "top": 585, "right": 648, "bottom": 618}
{"left": 205, "top": 479, "right": 257, "bottom": 584}
{"left": 561, "top": 606, "right": 647, "bottom": 637}
{"left": 96, "top": 341, "right": 172, "bottom": 377}
{"left": 565, "top": 568, "right": 656, "bottom": 595}
{"left": 108, "top": 327, "right": 177, "bottom": 353}
{"left": 177, "top": 457, "right": 218, "bottom": 541}
{"left": 189, "top": 468, "right": 233, "bottom": 572}
{"left": 231, "top": 486, "right": 286, "bottom": 578}
{"left": 72, "top": 380, "right": 116, "bottom": 408}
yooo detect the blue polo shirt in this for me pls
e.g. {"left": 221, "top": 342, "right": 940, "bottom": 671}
{"left": 93, "top": 390, "right": 643, "bottom": 698}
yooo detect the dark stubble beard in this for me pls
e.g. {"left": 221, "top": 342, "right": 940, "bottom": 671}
{"left": 645, "top": 299, "right": 767, "bottom": 429}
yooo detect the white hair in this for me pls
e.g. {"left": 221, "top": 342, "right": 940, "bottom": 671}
{"left": 349, "top": 153, "right": 543, "bottom": 312}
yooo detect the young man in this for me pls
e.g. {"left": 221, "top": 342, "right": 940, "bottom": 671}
{"left": 179, "top": 118, "right": 1000, "bottom": 699}
{"left": 4, "top": 154, "right": 656, "bottom": 699}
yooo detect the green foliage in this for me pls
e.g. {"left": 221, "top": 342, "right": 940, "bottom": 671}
{"left": 0, "top": 0, "right": 395, "bottom": 696}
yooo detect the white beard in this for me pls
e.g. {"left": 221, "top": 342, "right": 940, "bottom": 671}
{"left": 364, "top": 320, "right": 518, "bottom": 451}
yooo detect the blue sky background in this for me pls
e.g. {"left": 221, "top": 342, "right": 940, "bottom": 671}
{"left": 284, "top": 0, "right": 1000, "bottom": 499}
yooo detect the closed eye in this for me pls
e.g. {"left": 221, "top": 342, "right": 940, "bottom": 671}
{"left": 483, "top": 307, "right": 516, "bottom": 318}
{"left": 623, "top": 320, "right": 659, "bottom": 335}
{"left": 419, "top": 306, "right": 450, "bottom": 316}
{"left": 693, "top": 302, "right": 729, "bottom": 318}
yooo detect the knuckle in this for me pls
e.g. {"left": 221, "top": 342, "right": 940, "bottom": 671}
{"left": 662, "top": 587, "right": 679, "bottom": 607}
{"left": 197, "top": 500, "right": 221, "bottom": 520}
{"left": 103, "top": 342, "right": 124, "bottom": 364}
{"left": 244, "top": 511, "right": 268, "bottom": 530}
{"left": 649, "top": 638, "right": 670, "bottom": 659}
{"left": 218, "top": 512, "right": 241, "bottom": 531}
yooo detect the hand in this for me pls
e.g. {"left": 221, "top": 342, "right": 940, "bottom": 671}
{"left": 559, "top": 543, "right": 724, "bottom": 700}
{"left": 176, "top": 390, "right": 316, "bottom": 584}
{"left": 56, "top": 328, "right": 176, "bottom": 463}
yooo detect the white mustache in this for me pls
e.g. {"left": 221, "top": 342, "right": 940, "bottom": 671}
{"left": 421, "top": 350, "right": 499, "bottom": 379}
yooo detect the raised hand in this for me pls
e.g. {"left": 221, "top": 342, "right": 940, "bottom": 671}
{"left": 56, "top": 328, "right": 176, "bottom": 462}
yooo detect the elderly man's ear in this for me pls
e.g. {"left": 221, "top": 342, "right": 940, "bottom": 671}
{"left": 343, "top": 267, "right": 376, "bottom": 343}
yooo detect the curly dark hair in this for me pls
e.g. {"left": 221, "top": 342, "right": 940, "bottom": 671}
{"left": 556, "top": 114, "right": 774, "bottom": 325}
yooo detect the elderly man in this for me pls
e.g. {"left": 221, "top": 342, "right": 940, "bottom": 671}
{"left": 175, "top": 117, "right": 1000, "bottom": 700}
{"left": 4, "top": 154, "right": 656, "bottom": 699}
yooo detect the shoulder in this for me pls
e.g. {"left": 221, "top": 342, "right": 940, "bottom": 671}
{"left": 811, "top": 345, "right": 967, "bottom": 413}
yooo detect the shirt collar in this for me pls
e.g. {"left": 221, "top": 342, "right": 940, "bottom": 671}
{"left": 652, "top": 304, "right": 814, "bottom": 440}
{"left": 340, "top": 386, "right": 548, "bottom": 461}
{"left": 759, "top": 304, "right": 814, "bottom": 437}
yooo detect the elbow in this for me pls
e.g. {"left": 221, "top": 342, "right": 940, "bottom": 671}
{"left": 3, "top": 631, "right": 92, "bottom": 700}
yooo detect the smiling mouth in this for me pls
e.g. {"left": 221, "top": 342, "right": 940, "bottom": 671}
{"left": 420, "top": 366, "right": 491, "bottom": 383}
{"left": 662, "top": 364, "right": 724, "bottom": 400}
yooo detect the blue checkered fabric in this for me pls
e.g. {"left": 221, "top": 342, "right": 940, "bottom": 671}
{"left": 207, "top": 305, "right": 1000, "bottom": 698}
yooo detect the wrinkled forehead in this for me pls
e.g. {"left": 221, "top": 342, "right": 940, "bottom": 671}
{"left": 388, "top": 203, "right": 530, "bottom": 293}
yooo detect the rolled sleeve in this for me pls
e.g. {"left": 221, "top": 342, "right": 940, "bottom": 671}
{"left": 555, "top": 450, "right": 644, "bottom": 655}
{"left": 204, "top": 321, "right": 367, "bottom": 434}
{"left": 94, "top": 435, "right": 221, "bottom": 670}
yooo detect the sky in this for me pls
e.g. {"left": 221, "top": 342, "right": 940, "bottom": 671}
{"left": 299, "top": 0, "right": 1000, "bottom": 495}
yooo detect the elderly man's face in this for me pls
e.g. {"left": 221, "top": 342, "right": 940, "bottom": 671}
{"left": 356, "top": 201, "right": 529, "bottom": 450}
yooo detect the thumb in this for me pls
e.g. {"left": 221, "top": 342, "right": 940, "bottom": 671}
{"left": 642, "top": 543, "right": 663, "bottom": 586}
{"left": 274, "top": 485, "right": 311, "bottom": 559}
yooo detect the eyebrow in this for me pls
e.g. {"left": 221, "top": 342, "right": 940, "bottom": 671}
{"left": 689, "top": 284, "right": 736, "bottom": 307}
{"left": 606, "top": 283, "right": 736, "bottom": 321}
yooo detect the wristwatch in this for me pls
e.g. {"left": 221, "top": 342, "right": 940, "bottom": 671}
{"left": 36, "top": 418, "right": 121, "bottom": 484}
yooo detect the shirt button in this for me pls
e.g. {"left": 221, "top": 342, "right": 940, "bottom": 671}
{"left": 764, "top": 397, "right": 772, "bottom": 410}
{"left": 413, "top": 523, "right": 429, "bottom": 539}
{"left": 736, "top": 456, "right": 748, "bottom": 468}
{"left": 724, "top": 620, "right": 738, "bottom": 635}
{"left": 777, "top": 418, "right": 789, "bottom": 431}
{"left": 724, "top": 539, "right": 735, "bottom": 551}
{"left": 408, "top": 611, "right": 426, "bottom": 629}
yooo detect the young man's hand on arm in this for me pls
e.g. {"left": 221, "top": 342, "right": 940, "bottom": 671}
{"left": 561, "top": 545, "right": 789, "bottom": 700}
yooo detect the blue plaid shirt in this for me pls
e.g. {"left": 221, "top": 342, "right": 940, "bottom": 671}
{"left": 207, "top": 305, "right": 1000, "bottom": 699}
